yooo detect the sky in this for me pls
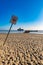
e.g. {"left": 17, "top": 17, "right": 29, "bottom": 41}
{"left": 0, "top": 0, "right": 43, "bottom": 30}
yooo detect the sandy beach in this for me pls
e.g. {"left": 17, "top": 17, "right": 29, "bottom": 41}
{"left": 0, "top": 33, "right": 43, "bottom": 65}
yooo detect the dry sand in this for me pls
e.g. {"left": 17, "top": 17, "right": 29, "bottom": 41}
{"left": 0, "top": 33, "right": 43, "bottom": 65}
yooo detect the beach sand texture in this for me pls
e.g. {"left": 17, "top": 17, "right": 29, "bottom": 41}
{"left": 0, "top": 33, "right": 43, "bottom": 65}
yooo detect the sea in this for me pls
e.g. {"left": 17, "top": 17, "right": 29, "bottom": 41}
{"left": 0, "top": 30, "right": 43, "bottom": 34}
{"left": 0, "top": 30, "right": 25, "bottom": 33}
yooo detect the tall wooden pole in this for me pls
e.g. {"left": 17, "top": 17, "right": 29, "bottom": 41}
{"left": 3, "top": 24, "right": 13, "bottom": 45}
{"left": 3, "top": 15, "right": 18, "bottom": 46}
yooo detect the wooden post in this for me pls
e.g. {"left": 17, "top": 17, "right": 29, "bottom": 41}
{"left": 3, "top": 15, "right": 18, "bottom": 45}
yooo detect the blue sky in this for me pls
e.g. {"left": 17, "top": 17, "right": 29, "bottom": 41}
{"left": 0, "top": 0, "right": 43, "bottom": 30}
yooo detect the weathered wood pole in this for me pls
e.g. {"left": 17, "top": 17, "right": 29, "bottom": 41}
{"left": 3, "top": 15, "right": 18, "bottom": 45}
